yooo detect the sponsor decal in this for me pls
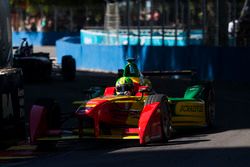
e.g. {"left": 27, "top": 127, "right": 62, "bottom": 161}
{"left": 179, "top": 105, "right": 203, "bottom": 113}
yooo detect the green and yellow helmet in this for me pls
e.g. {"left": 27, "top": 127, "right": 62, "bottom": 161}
{"left": 115, "top": 77, "right": 134, "bottom": 95}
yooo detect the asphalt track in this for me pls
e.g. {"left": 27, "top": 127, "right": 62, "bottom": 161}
{"left": 1, "top": 69, "right": 250, "bottom": 167}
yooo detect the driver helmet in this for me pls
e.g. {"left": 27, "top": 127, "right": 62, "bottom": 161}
{"left": 115, "top": 77, "right": 134, "bottom": 96}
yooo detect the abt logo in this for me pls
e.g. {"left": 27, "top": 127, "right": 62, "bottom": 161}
{"left": 1, "top": 93, "right": 14, "bottom": 119}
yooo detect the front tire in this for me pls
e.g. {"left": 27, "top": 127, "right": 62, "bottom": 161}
{"left": 160, "top": 102, "right": 171, "bottom": 142}
{"left": 145, "top": 94, "right": 171, "bottom": 142}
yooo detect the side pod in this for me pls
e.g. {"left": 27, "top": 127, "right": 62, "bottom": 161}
{"left": 139, "top": 102, "right": 162, "bottom": 145}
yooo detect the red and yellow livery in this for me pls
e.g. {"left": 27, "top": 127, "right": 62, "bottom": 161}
{"left": 29, "top": 59, "right": 215, "bottom": 145}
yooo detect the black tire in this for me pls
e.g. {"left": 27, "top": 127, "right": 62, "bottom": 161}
{"left": 145, "top": 94, "right": 171, "bottom": 142}
{"left": 204, "top": 87, "right": 216, "bottom": 128}
{"left": 34, "top": 98, "right": 61, "bottom": 129}
{"left": 61, "top": 55, "right": 76, "bottom": 81}
{"left": 145, "top": 94, "right": 165, "bottom": 105}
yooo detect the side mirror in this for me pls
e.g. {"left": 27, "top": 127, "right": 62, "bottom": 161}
{"left": 137, "top": 86, "right": 150, "bottom": 101}
{"left": 139, "top": 86, "right": 151, "bottom": 93}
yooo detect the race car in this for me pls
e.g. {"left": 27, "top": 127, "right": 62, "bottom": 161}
{"left": 29, "top": 59, "right": 215, "bottom": 145}
{"left": 13, "top": 38, "right": 53, "bottom": 81}
{"left": 13, "top": 38, "right": 76, "bottom": 81}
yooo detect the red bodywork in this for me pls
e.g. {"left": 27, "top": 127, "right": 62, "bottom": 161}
{"left": 139, "top": 102, "right": 163, "bottom": 144}
{"left": 74, "top": 93, "right": 164, "bottom": 144}
{"left": 29, "top": 87, "right": 164, "bottom": 145}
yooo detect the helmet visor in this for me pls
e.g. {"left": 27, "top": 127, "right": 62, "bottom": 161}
{"left": 116, "top": 84, "right": 133, "bottom": 93}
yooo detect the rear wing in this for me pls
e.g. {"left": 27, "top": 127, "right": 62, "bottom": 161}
{"left": 142, "top": 70, "right": 197, "bottom": 80}
{"left": 142, "top": 70, "right": 196, "bottom": 77}
{"left": 118, "top": 69, "right": 197, "bottom": 80}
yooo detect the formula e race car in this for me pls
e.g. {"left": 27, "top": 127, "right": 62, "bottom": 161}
{"left": 29, "top": 59, "right": 215, "bottom": 145}
{"left": 13, "top": 38, "right": 76, "bottom": 81}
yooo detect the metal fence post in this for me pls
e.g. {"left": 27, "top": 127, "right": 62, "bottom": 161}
{"left": 137, "top": 0, "right": 141, "bottom": 47}
{"left": 186, "top": 0, "right": 190, "bottom": 46}
{"left": 127, "top": 0, "right": 130, "bottom": 46}
{"left": 175, "top": 0, "right": 179, "bottom": 46}
{"left": 202, "top": 0, "right": 207, "bottom": 45}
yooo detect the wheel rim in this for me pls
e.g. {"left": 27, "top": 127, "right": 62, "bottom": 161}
{"left": 161, "top": 104, "right": 171, "bottom": 140}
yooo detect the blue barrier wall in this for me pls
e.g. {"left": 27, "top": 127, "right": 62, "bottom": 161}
{"left": 12, "top": 31, "right": 79, "bottom": 46}
{"left": 56, "top": 37, "right": 250, "bottom": 81}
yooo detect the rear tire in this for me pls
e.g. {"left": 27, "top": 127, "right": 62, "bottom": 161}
{"left": 61, "top": 55, "right": 76, "bottom": 81}
{"left": 204, "top": 87, "right": 215, "bottom": 128}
